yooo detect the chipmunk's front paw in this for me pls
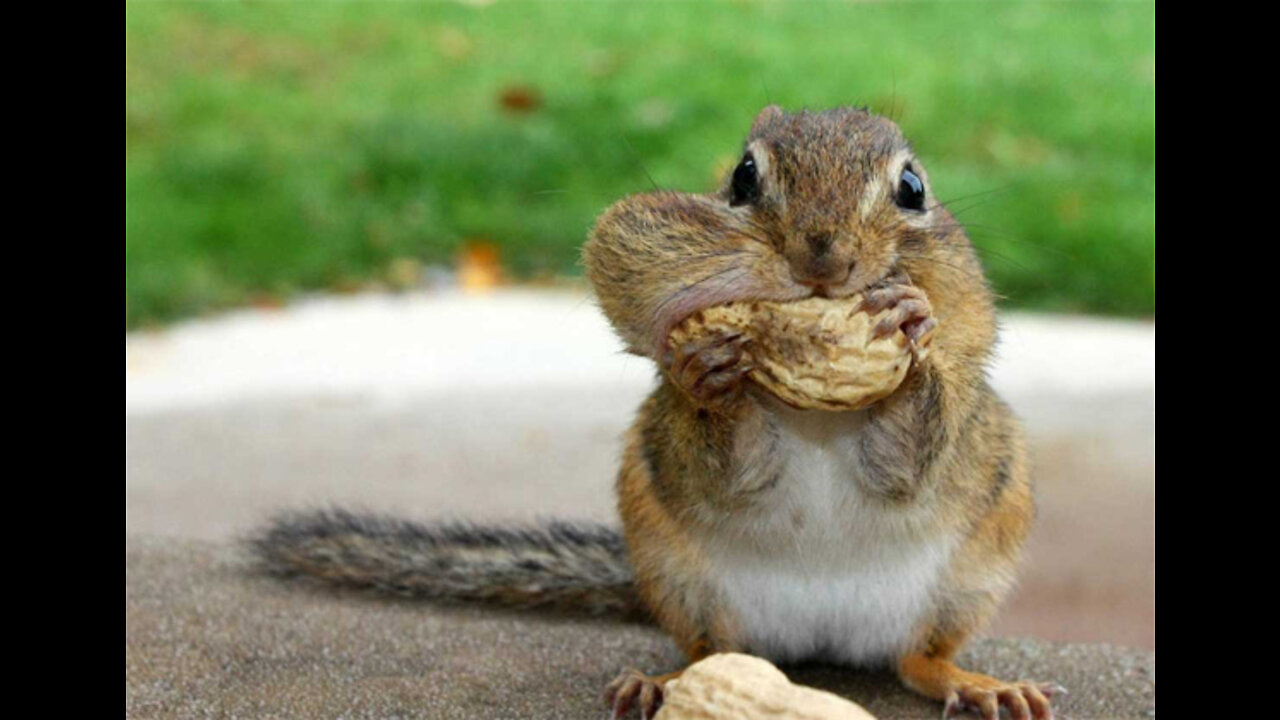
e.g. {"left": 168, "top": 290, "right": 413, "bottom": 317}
{"left": 862, "top": 281, "right": 936, "bottom": 361}
{"left": 943, "top": 677, "right": 1066, "bottom": 720}
{"left": 663, "top": 330, "right": 754, "bottom": 410}
{"left": 604, "top": 668, "right": 667, "bottom": 720}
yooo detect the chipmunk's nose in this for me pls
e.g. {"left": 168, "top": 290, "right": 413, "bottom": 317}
{"left": 788, "top": 232, "right": 852, "bottom": 289}
{"left": 806, "top": 232, "right": 833, "bottom": 256}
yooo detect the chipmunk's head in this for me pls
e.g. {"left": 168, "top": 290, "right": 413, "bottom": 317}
{"left": 584, "top": 105, "right": 970, "bottom": 358}
{"left": 729, "top": 105, "right": 941, "bottom": 292}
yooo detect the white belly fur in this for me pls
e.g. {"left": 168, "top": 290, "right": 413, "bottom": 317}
{"left": 704, "top": 406, "right": 954, "bottom": 666}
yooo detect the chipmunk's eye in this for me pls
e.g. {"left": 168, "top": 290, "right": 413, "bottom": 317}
{"left": 896, "top": 167, "right": 926, "bottom": 211}
{"left": 730, "top": 153, "right": 759, "bottom": 207}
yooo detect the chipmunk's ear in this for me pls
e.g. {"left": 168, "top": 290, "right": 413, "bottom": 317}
{"left": 750, "top": 105, "right": 784, "bottom": 136}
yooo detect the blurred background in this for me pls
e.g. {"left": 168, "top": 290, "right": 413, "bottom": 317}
{"left": 125, "top": 0, "right": 1154, "bottom": 678}
{"left": 126, "top": 1, "right": 1153, "bottom": 328}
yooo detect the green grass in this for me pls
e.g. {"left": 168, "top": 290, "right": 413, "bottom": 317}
{"left": 125, "top": 1, "right": 1155, "bottom": 328}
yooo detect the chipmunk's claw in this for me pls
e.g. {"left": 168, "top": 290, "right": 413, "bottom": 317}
{"left": 943, "top": 691, "right": 962, "bottom": 719}
{"left": 666, "top": 331, "right": 754, "bottom": 409}
{"left": 941, "top": 680, "right": 1063, "bottom": 720}
{"left": 604, "top": 668, "right": 665, "bottom": 720}
{"left": 863, "top": 282, "right": 935, "bottom": 363}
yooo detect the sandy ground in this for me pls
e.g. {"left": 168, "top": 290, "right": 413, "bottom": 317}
{"left": 125, "top": 288, "right": 1155, "bottom": 717}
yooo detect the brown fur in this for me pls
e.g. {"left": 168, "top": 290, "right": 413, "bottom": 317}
{"left": 584, "top": 106, "right": 1051, "bottom": 719}
{"left": 251, "top": 105, "right": 1050, "bottom": 720}
{"left": 249, "top": 509, "right": 639, "bottom": 616}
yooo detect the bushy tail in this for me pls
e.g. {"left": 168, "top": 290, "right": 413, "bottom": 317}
{"left": 248, "top": 509, "right": 640, "bottom": 616}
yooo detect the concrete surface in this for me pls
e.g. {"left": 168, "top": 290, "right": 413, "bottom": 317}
{"left": 125, "top": 288, "right": 1155, "bottom": 718}
{"left": 125, "top": 289, "right": 1154, "bottom": 415}
{"left": 126, "top": 537, "right": 1154, "bottom": 720}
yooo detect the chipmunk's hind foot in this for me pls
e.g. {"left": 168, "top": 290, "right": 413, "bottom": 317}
{"left": 604, "top": 667, "right": 681, "bottom": 720}
{"left": 900, "top": 649, "right": 1064, "bottom": 720}
{"left": 942, "top": 676, "right": 1066, "bottom": 720}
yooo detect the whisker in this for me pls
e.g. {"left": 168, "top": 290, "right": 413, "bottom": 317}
{"left": 912, "top": 235, "right": 1036, "bottom": 274}
{"left": 706, "top": 266, "right": 753, "bottom": 297}
{"left": 887, "top": 68, "right": 900, "bottom": 123}
{"left": 974, "top": 236, "right": 1075, "bottom": 259}
{"left": 619, "top": 133, "right": 660, "bottom": 192}
{"left": 927, "top": 221, "right": 1077, "bottom": 260}
{"left": 940, "top": 198, "right": 1001, "bottom": 219}
{"left": 895, "top": 253, "right": 982, "bottom": 278}
{"left": 525, "top": 187, "right": 646, "bottom": 203}
{"left": 651, "top": 265, "right": 751, "bottom": 317}
{"left": 930, "top": 185, "right": 1014, "bottom": 210}
{"left": 969, "top": 247, "right": 1033, "bottom": 273}
{"left": 927, "top": 220, "right": 1016, "bottom": 239}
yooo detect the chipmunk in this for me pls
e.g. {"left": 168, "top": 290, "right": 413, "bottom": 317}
{"left": 253, "top": 106, "right": 1061, "bottom": 720}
